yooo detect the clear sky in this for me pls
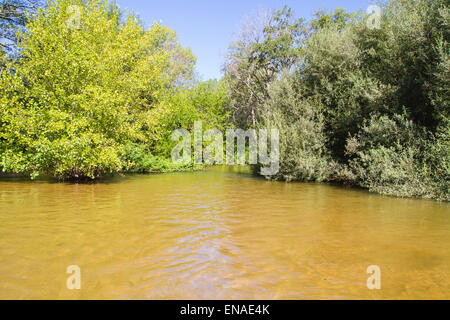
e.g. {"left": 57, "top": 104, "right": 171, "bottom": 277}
{"left": 116, "top": 0, "right": 372, "bottom": 80}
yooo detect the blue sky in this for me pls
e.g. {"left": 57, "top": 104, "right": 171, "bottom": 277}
{"left": 117, "top": 0, "right": 372, "bottom": 80}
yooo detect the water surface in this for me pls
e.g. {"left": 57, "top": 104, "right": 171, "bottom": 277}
{"left": 0, "top": 167, "right": 449, "bottom": 299}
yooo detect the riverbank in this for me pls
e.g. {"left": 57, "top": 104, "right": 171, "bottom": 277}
{"left": 1, "top": 163, "right": 448, "bottom": 202}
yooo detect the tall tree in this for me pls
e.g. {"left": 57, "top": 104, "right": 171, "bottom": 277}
{"left": 224, "top": 6, "right": 305, "bottom": 128}
{"left": 0, "top": 0, "right": 195, "bottom": 179}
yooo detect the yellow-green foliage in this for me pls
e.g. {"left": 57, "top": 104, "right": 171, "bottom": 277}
{"left": 152, "top": 79, "right": 231, "bottom": 158}
{"left": 0, "top": 0, "right": 195, "bottom": 179}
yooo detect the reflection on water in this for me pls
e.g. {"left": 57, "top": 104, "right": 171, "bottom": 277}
{"left": 0, "top": 166, "right": 449, "bottom": 299}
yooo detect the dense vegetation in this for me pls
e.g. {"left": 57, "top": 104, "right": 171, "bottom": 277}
{"left": 0, "top": 0, "right": 228, "bottom": 179}
{"left": 225, "top": 0, "right": 449, "bottom": 201}
{"left": 0, "top": 0, "right": 448, "bottom": 200}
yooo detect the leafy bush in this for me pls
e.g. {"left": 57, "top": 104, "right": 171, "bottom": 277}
{"left": 0, "top": 0, "right": 195, "bottom": 179}
{"left": 422, "top": 122, "right": 450, "bottom": 201}
{"left": 347, "top": 114, "right": 449, "bottom": 200}
{"left": 119, "top": 143, "right": 194, "bottom": 174}
{"left": 259, "top": 73, "right": 338, "bottom": 182}
{"left": 154, "top": 79, "right": 230, "bottom": 158}
{"left": 238, "top": 0, "right": 449, "bottom": 200}
{"left": 301, "top": 24, "right": 391, "bottom": 159}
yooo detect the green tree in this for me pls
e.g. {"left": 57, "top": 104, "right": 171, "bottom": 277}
{"left": 224, "top": 6, "right": 305, "bottom": 127}
{"left": 308, "top": 7, "right": 355, "bottom": 34}
{"left": 259, "top": 72, "right": 337, "bottom": 182}
{"left": 0, "top": 0, "right": 195, "bottom": 179}
{"left": 154, "top": 79, "right": 230, "bottom": 157}
{"left": 243, "top": 0, "right": 448, "bottom": 200}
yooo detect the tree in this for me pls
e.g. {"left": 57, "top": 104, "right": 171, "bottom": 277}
{"left": 308, "top": 7, "right": 355, "bottom": 34}
{"left": 224, "top": 6, "right": 305, "bottom": 128}
{"left": 0, "top": 0, "right": 195, "bottom": 179}
{"left": 153, "top": 79, "right": 230, "bottom": 158}
{"left": 259, "top": 72, "right": 337, "bottom": 182}
{"left": 252, "top": 0, "right": 448, "bottom": 200}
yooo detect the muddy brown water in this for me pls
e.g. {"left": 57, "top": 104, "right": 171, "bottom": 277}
{"left": 0, "top": 166, "right": 449, "bottom": 299}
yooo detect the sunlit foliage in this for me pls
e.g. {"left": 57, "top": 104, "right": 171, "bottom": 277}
{"left": 0, "top": 0, "right": 196, "bottom": 179}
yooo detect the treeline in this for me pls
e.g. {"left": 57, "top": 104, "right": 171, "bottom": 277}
{"left": 224, "top": 0, "right": 449, "bottom": 201}
{"left": 0, "top": 0, "right": 448, "bottom": 200}
{"left": 0, "top": 0, "right": 229, "bottom": 179}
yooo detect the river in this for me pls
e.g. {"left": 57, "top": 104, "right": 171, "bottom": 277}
{"left": 0, "top": 166, "right": 449, "bottom": 299}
